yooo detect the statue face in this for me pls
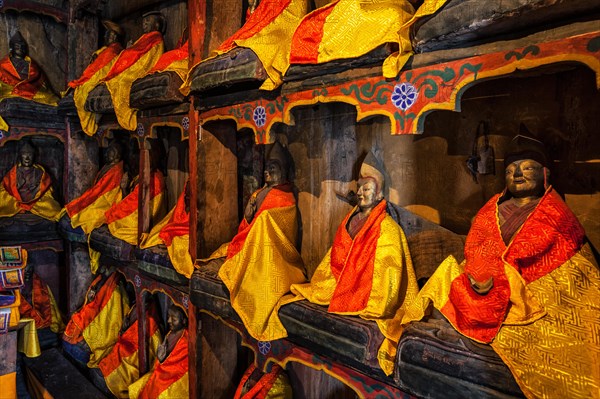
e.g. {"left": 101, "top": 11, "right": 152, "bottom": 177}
{"left": 19, "top": 149, "right": 35, "bottom": 167}
{"left": 357, "top": 178, "right": 380, "bottom": 211}
{"left": 264, "top": 160, "right": 283, "bottom": 187}
{"left": 505, "top": 159, "right": 545, "bottom": 198}
{"left": 104, "top": 29, "right": 119, "bottom": 46}
{"left": 105, "top": 145, "right": 121, "bottom": 164}
{"left": 11, "top": 40, "right": 28, "bottom": 58}
{"left": 142, "top": 15, "right": 159, "bottom": 34}
{"left": 167, "top": 307, "right": 186, "bottom": 332}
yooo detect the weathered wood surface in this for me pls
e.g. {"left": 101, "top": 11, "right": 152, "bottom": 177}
{"left": 412, "top": 0, "right": 600, "bottom": 52}
{"left": 203, "top": 0, "right": 244, "bottom": 56}
{"left": 84, "top": 84, "right": 113, "bottom": 114}
{"left": 0, "top": 98, "right": 64, "bottom": 130}
{"left": 130, "top": 72, "right": 186, "bottom": 109}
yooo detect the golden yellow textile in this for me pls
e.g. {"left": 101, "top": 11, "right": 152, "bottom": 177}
{"left": 218, "top": 204, "right": 306, "bottom": 342}
{"left": 288, "top": 214, "right": 418, "bottom": 375}
{"left": 82, "top": 282, "right": 131, "bottom": 368}
{"left": 211, "top": 0, "right": 308, "bottom": 91}
{"left": 70, "top": 184, "right": 122, "bottom": 235}
{"left": 107, "top": 190, "right": 165, "bottom": 246}
{"left": 491, "top": 245, "right": 600, "bottom": 399}
{"left": 0, "top": 372, "right": 16, "bottom": 399}
{"left": 104, "top": 40, "right": 164, "bottom": 131}
{"left": 73, "top": 49, "right": 121, "bottom": 136}
{"left": 129, "top": 372, "right": 189, "bottom": 399}
{"left": 17, "top": 318, "right": 41, "bottom": 358}
{"left": 0, "top": 115, "right": 8, "bottom": 131}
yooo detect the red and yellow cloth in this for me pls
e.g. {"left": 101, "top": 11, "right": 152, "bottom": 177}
{"left": 63, "top": 273, "right": 131, "bottom": 368}
{"left": 128, "top": 330, "right": 189, "bottom": 399}
{"left": 184, "top": 0, "right": 308, "bottom": 92}
{"left": 0, "top": 55, "right": 58, "bottom": 105}
{"left": 287, "top": 200, "right": 418, "bottom": 375}
{"left": 141, "top": 185, "right": 192, "bottom": 278}
{"left": 102, "top": 31, "right": 164, "bottom": 131}
{"left": 105, "top": 170, "right": 166, "bottom": 246}
{"left": 403, "top": 188, "right": 600, "bottom": 398}
{"left": 233, "top": 364, "right": 292, "bottom": 399}
{"left": 64, "top": 161, "right": 124, "bottom": 235}
{"left": 0, "top": 164, "right": 61, "bottom": 221}
{"left": 214, "top": 184, "right": 306, "bottom": 342}
{"left": 289, "top": 0, "right": 449, "bottom": 78}
{"left": 148, "top": 40, "right": 189, "bottom": 81}
{"left": 99, "top": 305, "right": 162, "bottom": 399}
{"left": 69, "top": 43, "right": 123, "bottom": 136}
{"left": 18, "top": 273, "right": 64, "bottom": 333}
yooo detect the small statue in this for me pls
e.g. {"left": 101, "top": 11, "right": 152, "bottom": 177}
{"left": 128, "top": 305, "right": 189, "bottom": 399}
{"left": 19, "top": 262, "right": 64, "bottom": 334}
{"left": 287, "top": 151, "right": 419, "bottom": 376}
{"left": 403, "top": 133, "right": 600, "bottom": 397}
{"left": 63, "top": 141, "right": 125, "bottom": 235}
{"left": 69, "top": 20, "right": 124, "bottom": 136}
{"left": 99, "top": 11, "right": 165, "bottom": 131}
{"left": 0, "top": 140, "right": 61, "bottom": 221}
{"left": 0, "top": 31, "right": 59, "bottom": 105}
{"left": 209, "top": 141, "right": 306, "bottom": 342}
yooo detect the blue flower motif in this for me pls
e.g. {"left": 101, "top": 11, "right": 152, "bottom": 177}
{"left": 134, "top": 275, "right": 142, "bottom": 288}
{"left": 136, "top": 123, "right": 145, "bottom": 136}
{"left": 258, "top": 341, "right": 271, "bottom": 355}
{"left": 181, "top": 116, "right": 190, "bottom": 131}
{"left": 0, "top": 131, "right": 4, "bottom": 140}
{"left": 253, "top": 106, "right": 266, "bottom": 128}
{"left": 391, "top": 82, "right": 418, "bottom": 111}
{"left": 182, "top": 295, "right": 189, "bottom": 309}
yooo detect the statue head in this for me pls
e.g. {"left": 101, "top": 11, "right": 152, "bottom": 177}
{"left": 142, "top": 11, "right": 166, "bottom": 35}
{"left": 9, "top": 31, "right": 28, "bottom": 59}
{"left": 18, "top": 140, "right": 36, "bottom": 168}
{"left": 104, "top": 141, "right": 123, "bottom": 165}
{"left": 265, "top": 141, "right": 291, "bottom": 187}
{"left": 357, "top": 152, "right": 384, "bottom": 211}
{"left": 102, "top": 20, "right": 123, "bottom": 46}
{"left": 167, "top": 305, "right": 187, "bottom": 333}
{"left": 504, "top": 133, "right": 549, "bottom": 199}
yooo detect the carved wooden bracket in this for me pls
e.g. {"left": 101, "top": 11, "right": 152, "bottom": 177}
{"left": 0, "top": 0, "right": 68, "bottom": 24}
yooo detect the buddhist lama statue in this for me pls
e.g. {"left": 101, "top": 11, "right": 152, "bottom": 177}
{"left": 402, "top": 133, "right": 600, "bottom": 398}
{"left": 286, "top": 151, "right": 419, "bottom": 376}
{"left": 0, "top": 140, "right": 61, "bottom": 221}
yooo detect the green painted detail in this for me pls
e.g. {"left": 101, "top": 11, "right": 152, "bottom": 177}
{"left": 340, "top": 81, "right": 392, "bottom": 105}
{"left": 458, "top": 63, "right": 483, "bottom": 81}
{"left": 587, "top": 36, "right": 600, "bottom": 52}
{"left": 504, "top": 45, "right": 540, "bottom": 61}
{"left": 229, "top": 108, "right": 242, "bottom": 119}
{"left": 312, "top": 88, "right": 328, "bottom": 98}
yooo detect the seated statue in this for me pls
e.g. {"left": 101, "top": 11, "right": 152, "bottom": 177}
{"left": 402, "top": 134, "right": 600, "bottom": 397}
{"left": 0, "top": 140, "right": 61, "bottom": 221}
{"left": 140, "top": 181, "right": 193, "bottom": 278}
{"left": 0, "top": 31, "right": 59, "bottom": 105}
{"left": 145, "top": 29, "right": 188, "bottom": 81}
{"left": 63, "top": 270, "right": 131, "bottom": 368}
{"left": 63, "top": 141, "right": 125, "bottom": 235}
{"left": 205, "top": 142, "right": 306, "bottom": 342}
{"left": 98, "top": 300, "right": 162, "bottom": 399}
{"left": 100, "top": 11, "right": 165, "bottom": 131}
{"left": 19, "top": 262, "right": 64, "bottom": 335}
{"left": 286, "top": 152, "right": 419, "bottom": 376}
{"left": 69, "top": 21, "right": 124, "bottom": 136}
{"left": 128, "top": 305, "right": 189, "bottom": 399}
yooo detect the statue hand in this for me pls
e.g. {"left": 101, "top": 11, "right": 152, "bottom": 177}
{"left": 244, "top": 198, "right": 257, "bottom": 221}
{"left": 467, "top": 273, "right": 493, "bottom": 295}
{"left": 157, "top": 342, "right": 167, "bottom": 362}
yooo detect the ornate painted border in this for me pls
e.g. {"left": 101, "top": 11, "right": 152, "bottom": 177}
{"left": 199, "top": 31, "right": 600, "bottom": 143}
{"left": 0, "top": 127, "right": 65, "bottom": 147}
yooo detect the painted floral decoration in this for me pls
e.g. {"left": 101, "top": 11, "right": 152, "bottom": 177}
{"left": 391, "top": 82, "right": 418, "bottom": 111}
{"left": 253, "top": 106, "right": 266, "bottom": 128}
{"left": 136, "top": 123, "right": 145, "bottom": 136}
{"left": 258, "top": 340, "right": 271, "bottom": 355}
{"left": 181, "top": 116, "right": 190, "bottom": 131}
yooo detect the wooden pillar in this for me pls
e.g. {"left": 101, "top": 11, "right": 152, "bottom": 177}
{"left": 138, "top": 139, "right": 151, "bottom": 245}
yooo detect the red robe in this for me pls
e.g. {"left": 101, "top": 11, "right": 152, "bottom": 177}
{"left": 68, "top": 43, "right": 123, "bottom": 88}
{"left": 0, "top": 55, "right": 53, "bottom": 100}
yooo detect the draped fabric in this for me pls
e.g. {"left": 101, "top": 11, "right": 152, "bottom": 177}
{"left": 0, "top": 164, "right": 61, "bottom": 221}
{"left": 183, "top": 0, "right": 308, "bottom": 92}
{"left": 216, "top": 185, "right": 306, "bottom": 342}
{"left": 69, "top": 43, "right": 123, "bottom": 136}
{"left": 0, "top": 55, "right": 58, "bottom": 105}
{"left": 65, "top": 161, "right": 124, "bottom": 235}
{"left": 402, "top": 188, "right": 600, "bottom": 398}
{"left": 18, "top": 273, "right": 64, "bottom": 333}
{"left": 99, "top": 306, "right": 162, "bottom": 398}
{"left": 287, "top": 200, "right": 418, "bottom": 375}
{"left": 102, "top": 31, "right": 164, "bottom": 131}
{"left": 289, "top": 0, "right": 449, "bottom": 78}
{"left": 63, "top": 273, "right": 130, "bottom": 368}
{"left": 148, "top": 41, "right": 189, "bottom": 81}
{"left": 105, "top": 170, "right": 166, "bottom": 246}
{"left": 234, "top": 364, "right": 293, "bottom": 399}
{"left": 141, "top": 186, "right": 192, "bottom": 278}
{"left": 0, "top": 116, "right": 8, "bottom": 131}
{"left": 128, "top": 330, "right": 189, "bottom": 399}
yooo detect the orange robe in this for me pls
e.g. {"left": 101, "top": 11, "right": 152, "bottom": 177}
{"left": 98, "top": 305, "right": 162, "bottom": 398}
{"left": 140, "top": 186, "right": 192, "bottom": 278}
{"left": 147, "top": 40, "right": 188, "bottom": 81}
{"left": 102, "top": 31, "right": 164, "bottom": 131}
{"left": 68, "top": 43, "right": 123, "bottom": 89}
{"left": 63, "top": 272, "right": 130, "bottom": 367}
{"left": 403, "top": 188, "right": 600, "bottom": 398}
{"left": 64, "top": 161, "right": 124, "bottom": 235}
{"left": 288, "top": 200, "right": 418, "bottom": 375}
{"left": 0, "top": 164, "right": 61, "bottom": 221}
{"left": 0, "top": 55, "right": 58, "bottom": 105}
{"left": 18, "top": 273, "right": 63, "bottom": 332}
{"left": 129, "top": 330, "right": 189, "bottom": 399}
